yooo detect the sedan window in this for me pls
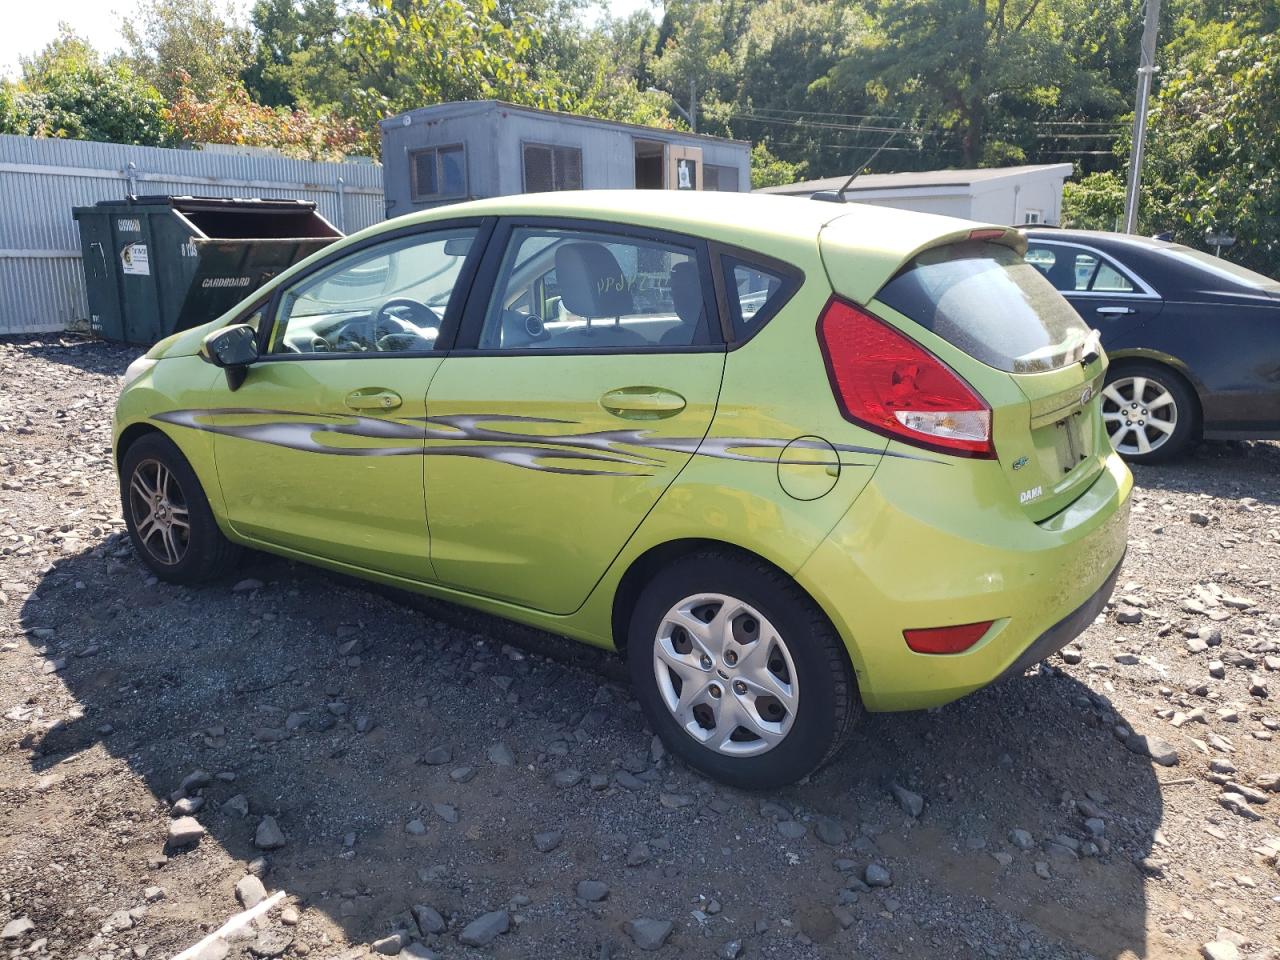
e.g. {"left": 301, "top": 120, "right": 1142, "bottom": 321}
{"left": 478, "top": 227, "right": 714, "bottom": 350}
{"left": 268, "top": 228, "right": 477, "bottom": 355}
{"left": 1025, "top": 244, "right": 1136, "bottom": 294}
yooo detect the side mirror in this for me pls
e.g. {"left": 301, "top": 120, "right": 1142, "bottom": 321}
{"left": 200, "top": 324, "right": 259, "bottom": 390}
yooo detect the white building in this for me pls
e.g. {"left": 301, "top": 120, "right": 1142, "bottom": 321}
{"left": 755, "top": 163, "right": 1073, "bottom": 226}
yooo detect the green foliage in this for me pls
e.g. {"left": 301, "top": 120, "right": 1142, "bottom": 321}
{"left": 1062, "top": 171, "right": 1126, "bottom": 230}
{"left": 1143, "top": 30, "right": 1280, "bottom": 277}
{"left": 0, "top": 83, "right": 19, "bottom": 135}
{"left": 242, "top": 0, "right": 354, "bottom": 110}
{"left": 120, "top": 0, "right": 253, "bottom": 101}
{"left": 750, "top": 142, "right": 804, "bottom": 188}
{"left": 652, "top": 2, "right": 735, "bottom": 130}
{"left": 9, "top": 28, "right": 175, "bottom": 146}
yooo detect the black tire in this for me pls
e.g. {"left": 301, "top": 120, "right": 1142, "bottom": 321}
{"left": 627, "top": 550, "right": 860, "bottom": 789}
{"left": 1103, "top": 361, "right": 1199, "bottom": 464}
{"left": 120, "top": 431, "right": 242, "bottom": 584}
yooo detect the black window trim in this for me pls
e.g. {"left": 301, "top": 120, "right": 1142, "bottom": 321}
{"left": 449, "top": 215, "right": 730, "bottom": 358}
{"left": 249, "top": 216, "right": 497, "bottom": 363}
{"left": 409, "top": 144, "right": 469, "bottom": 203}
{"left": 520, "top": 141, "right": 584, "bottom": 193}
{"left": 707, "top": 240, "right": 805, "bottom": 349}
{"left": 1026, "top": 238, "right": 1161, "bottom": 300}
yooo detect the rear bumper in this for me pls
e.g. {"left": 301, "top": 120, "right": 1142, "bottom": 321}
{"left": 796, "top": 449, "right": 1132, "bottom": 711}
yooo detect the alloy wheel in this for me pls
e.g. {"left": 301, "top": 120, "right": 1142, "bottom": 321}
{"left": 128, "top": 458, "right": 191, "bottom": 566}
{"left": 1102, "top": 375, "right": 1178, "bottom": 456}
{"left": 652, "top": 593, "right": 798, "bottom": 757}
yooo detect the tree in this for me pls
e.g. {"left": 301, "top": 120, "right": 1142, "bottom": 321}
{"left": 10, "top": 28, "right": 175, "bottom": 146}
{"left": 342, "top": 0, "right": 559, "bottom": 135}
{"left": 1061, "top": 170, "right": 1126, "bottom": 230}
{"left": 1142, "top": 29, "right": 1280, "bottom": 276}
{"left": 651, "top": 2, "right": 735, "bottom": 131}
{"left": 750, "top": 142, "right": 804, "bottom": 187}
{"left": 121, "top": 0, "right": 253, "bottom": 101}
{"left": 165, "top": 74, "right": 364, "bottom": 159}
{"left": 242, "top": 0, "right": 355, "bottom": 110}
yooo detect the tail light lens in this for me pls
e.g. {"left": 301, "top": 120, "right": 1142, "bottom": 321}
{"left": 903, "top": 621, "right": 994, "bottom": 654}
{"left": 817, "top": 297, "right": 995, "bottom": 458}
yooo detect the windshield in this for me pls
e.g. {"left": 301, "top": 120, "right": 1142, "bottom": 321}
{"left": 876, "top": 241, "right": 1093, "bottom": 373}
{"left": 1156, "top": 244, "right": 1280, "bottom": 292}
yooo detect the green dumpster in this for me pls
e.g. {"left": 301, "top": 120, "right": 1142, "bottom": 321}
{"left": 73, "top": 195, "right": 343, "bottom": 345}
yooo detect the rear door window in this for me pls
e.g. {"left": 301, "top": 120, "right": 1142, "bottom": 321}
{"left": 877, "top": 240, "right": 1091, "bottom": 373}
{"left": 721, "top": 255, "right": 800, "bottom": 341}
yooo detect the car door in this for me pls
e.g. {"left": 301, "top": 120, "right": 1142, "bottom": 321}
{"left": 423, "top": 218, "right": 727, "bottom": 614}
{"left": 201, "top": 221, "right": 488, "bottom": 581}
{"left": 1025, "top": 239, "right": 1164, "bottom": 342}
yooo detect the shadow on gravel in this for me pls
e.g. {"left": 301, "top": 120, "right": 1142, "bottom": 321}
{"left": 1132, "top": 439, "right": 1280, "bottom": 507}
{"left": 0, "top": 335, "right": 139, "bottom": 379}
{"left": 20, "top": 543, "right": 1164, "bottom": 960}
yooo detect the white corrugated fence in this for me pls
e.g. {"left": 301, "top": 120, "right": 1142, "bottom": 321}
{"left": 0, "top": 134, "right": 385, "bottom": 335}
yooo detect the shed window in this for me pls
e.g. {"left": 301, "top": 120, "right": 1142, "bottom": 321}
{"left": 704, "top": 164, "right": 740, "bottom": 192}
{"left": 411, "top": 145, "right": 467, "bottom": 201}
{"left": 523, "top": 143, "right": 583, "bottom": 192}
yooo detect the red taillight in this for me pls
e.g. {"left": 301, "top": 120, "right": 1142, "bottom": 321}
{"left": 903, "top": 621, "right": 994, "bottom": 654}
{"left": 816, "top": 297, "right": 995, "bottom": 458}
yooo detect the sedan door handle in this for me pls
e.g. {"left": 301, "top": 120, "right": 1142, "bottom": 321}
{"left": 600, "top": 386, "right": 687, "bottom": 419}
{"left": 1095, "top": 306, "right": 1136, "bottom": 316}
{"left": 345, "top": 388, "right": 402, "bottom": 411}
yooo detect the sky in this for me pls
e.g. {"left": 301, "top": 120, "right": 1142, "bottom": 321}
{"left": 2, "top": 0, "right": 657, "bottom": 80}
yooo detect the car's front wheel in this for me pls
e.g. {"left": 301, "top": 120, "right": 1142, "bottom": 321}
{"left": 1102, "top": 362, "right": 1198, "bottom": 463}
{"left": 121, "top": 432, "right": 242, "bottom": 584}
{"left": 627, "top": 551, "right": 859, "bottom": 789}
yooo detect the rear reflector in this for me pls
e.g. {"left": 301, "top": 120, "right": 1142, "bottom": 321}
{"left": 816, "top": 297, "right": 995, "bottom": 458}
{"left": 903, "top": 621, "right": 994, "bottom": 654}
{"left": 968, "top": 228, "right": 1007, "bottom": 241}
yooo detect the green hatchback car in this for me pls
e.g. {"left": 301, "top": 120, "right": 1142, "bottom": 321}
{"left": 115, "top": 191, "right": 1131, "bottom": 787}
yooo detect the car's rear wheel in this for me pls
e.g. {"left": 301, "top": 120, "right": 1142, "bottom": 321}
{"left": 121, "top": 432, "right": 241, "bottom": 584}
{"left": 627, "top": 551, "right": 859, "bottom": 789}
{"left": 1102, "top": 362, "right": 1198, "bottom": 463}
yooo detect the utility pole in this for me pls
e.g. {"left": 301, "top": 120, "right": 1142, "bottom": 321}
{"left": 688, "top": 78, "right": 697, "bottom": 133}
{"left": 1123, "top": 0, "right": 1161, "bottom": 234}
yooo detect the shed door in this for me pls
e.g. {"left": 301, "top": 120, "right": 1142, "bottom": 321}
{"left": 666, "top": 145, "right": 703, "bottom": 191}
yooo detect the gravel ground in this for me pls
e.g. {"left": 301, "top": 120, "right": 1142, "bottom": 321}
{"left": 1, "top": 334, "right": 1278, "bottom": 960}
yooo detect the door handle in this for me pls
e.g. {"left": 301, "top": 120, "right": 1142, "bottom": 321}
{"left": 345, "top": 388, "right": 402, "bottom": 411}
{"left": 1095, "top": 306, "right": 1136, "bottom": 316}
{"left": 600, "top": 386, "right": 687, "bottom": 419}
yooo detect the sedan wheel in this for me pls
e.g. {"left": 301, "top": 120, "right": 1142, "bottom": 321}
{"left": 652, "top": 593, "right": 799, "bottom": 757}
{"left": 1102, "top": 374, "right": 1178, "bottom": 458}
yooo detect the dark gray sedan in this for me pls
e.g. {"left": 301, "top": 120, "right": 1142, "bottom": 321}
{"left": 1023, "top": 229, "right": 1280, "bottom": 462}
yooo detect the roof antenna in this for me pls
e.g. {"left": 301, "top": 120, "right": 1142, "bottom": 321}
{"left": 811, "top": 128, "right": 902, "bottom": 203}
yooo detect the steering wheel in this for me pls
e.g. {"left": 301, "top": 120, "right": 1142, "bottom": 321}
{"left": 372, "top": 297, "right": 440, "bottom": 333}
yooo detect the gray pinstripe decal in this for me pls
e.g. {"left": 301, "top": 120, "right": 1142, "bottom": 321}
{"left": 152, "top": 408, "right": 941, "bottom": 476}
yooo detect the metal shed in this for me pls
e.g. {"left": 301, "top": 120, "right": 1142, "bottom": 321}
{"left": 380, "top": 100, "right": 752, "bottom": 218}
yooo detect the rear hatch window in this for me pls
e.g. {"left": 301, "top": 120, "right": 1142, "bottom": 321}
{"left": 877, "top": 241, "right": 1093, "bottom": 373}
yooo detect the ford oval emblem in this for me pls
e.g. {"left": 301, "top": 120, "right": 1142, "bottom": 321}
{"left": 1012, "top": 456, "right": 1029, "bottom": 471}
{"left": 1081, "top": 385, "right": 1094, "bottom": 404}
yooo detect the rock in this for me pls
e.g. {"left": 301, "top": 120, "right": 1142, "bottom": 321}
{"left": 405, "top": 819, "right": 427, "bottom": 836}
{"left": 255, "top": 816, "right": 286, "bottom": 850}
{"left": 1115, "top": 608, "right": 1143, "bottom": 625}
{"left": 192, "top": 938, "right": 230, "bottom": 960}
{"left": 1009, "top": 829, "right": 1034, "bottom": 850}
{"left": 371, "top": 932, "right": 407, "bottom": 955}
{"left": 1189, "top": 511, "right": 1210, "bottom": 526}
{"left": 178, "top": 770, "right": 212, "bottom": 795}
{"left": 2, "top": 917, "right": 34, "bottom": 941}
{"left": 1125, "top": 733, "right": 1179, "bottom": 766}
{"left": 576, "top": 880, "right": 610, "bottom": 902}
{"left": 420, "top": 746, "right": 452, "bottom": 765}
{"left": 232, "top": 578, "right": 264, "bottom": 592}
{"left": 144, "top": 886, "right": 165, "bottom": 902}
{"left": 1186, "top": 637, "right": 1209, "bottom": 654}
{"left": 1248, "top": 674, "right": 1268, "bottom": 697}
{"left": 449, "top": 766, "right": 476, "bottom": 783}
{"left": 248, "top": 933, "right": 291, "bottom": 959}
{"left": 552, "top": 768, "right": 582, "bottom": 789}
{"left": 777, "top": 820, "right": 806, "bottom": 839}
{"left": 458, "top": 910, "right": 510, "bottom": 947}
{"left": 402, "top": 945, "right": 438, "bottom": 960}
{"left": 815, "top": 816, "right": 847, "bottom": 845}
{"left": 624, "top": 918, "right": 674, "bottom": 952}
{"left": 487, "top": 742, "right": 515, "bottom": 766}
{"left": 235, "top": 874, "right": 267, "bottom": 909}
{"left": 1209, "top": 660, "right": 1226, "bottom": 679}
{"left": 167, "top": 816, "right": 205, "bottom": 847}
{"left": 280, "top": 907, "right": 300, "bottom": 926}
{"left": 721, "top": 940, "right": 743, "bottom": 959}
{"left": 412, "top": 905, "right": 446, "bottom": 936}
{"left": 1114, "top": 652, "right": 1140, "bottom": 665}
{"left": 626, "top": 840, "right": 651, "bottom": 866}
{"left": 432, "top": 803, "right": 458, "bottom": 823}
{"left": 864, "top": 863, "right": 892, "bottom": 887}
{"left": 1034, "top": 861, "right": 1052, "bottom": 880}
{"left": 1201, "top": 942, "right": 1241, "bottom": 960}
{"left": 891, "top": 783, "right": 924, "bottom": 818}
{"left": 533, "top": 830, "right": 562, "bottom": 853}
{"left": 659, "top": 792, "right": 695, "bottom": 809}
{"left": 172, "top": 796, "right": 204, "bottom": 816}
{"left": 1060, "top": 646, "right": 1083, "bottom": 664}
{"left": 1218, "top": 792, "right": 1263, "bottom": 821}
{"left": 222, "top": 795, "right": 249, "bottom": 818}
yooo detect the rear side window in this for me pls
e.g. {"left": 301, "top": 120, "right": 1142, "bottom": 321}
{"left": 722, "top": 256, "right": 798, "bottom": 341}
{"left": 876, "top": 241, "right": 1091, "bottom": 373}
